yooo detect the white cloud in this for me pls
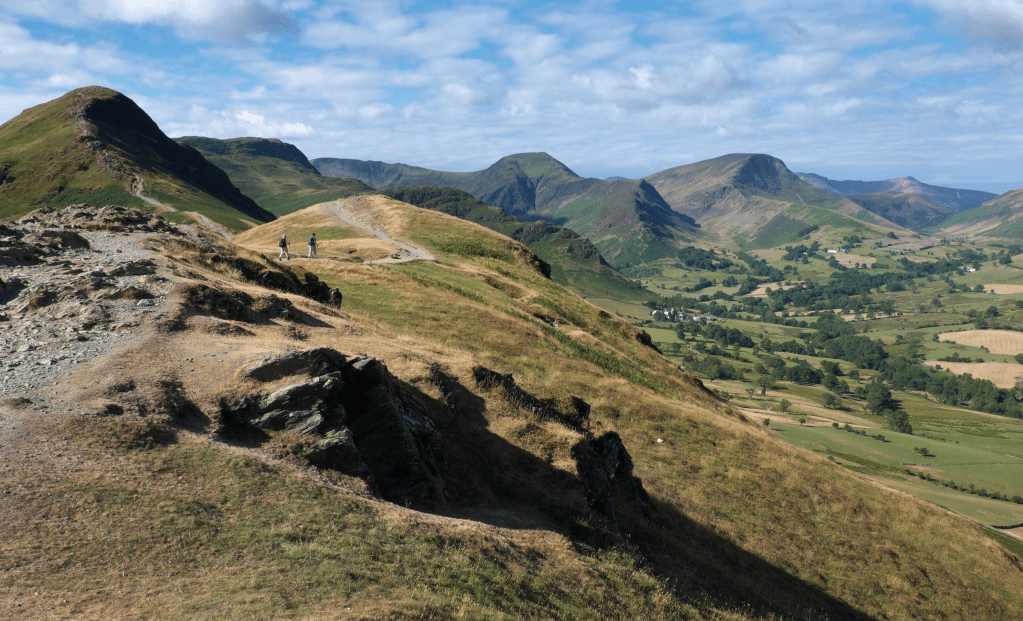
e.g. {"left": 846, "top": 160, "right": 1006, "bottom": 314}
{"left": 0, "top": 0, "right": 298, "bottom": 41}
{"left": 916, "top": 0, "right": 1023, "bottom": 47}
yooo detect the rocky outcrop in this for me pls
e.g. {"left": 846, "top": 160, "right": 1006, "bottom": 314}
{"left": 572, "top": 432, "right": 650, "bottom": 524}
{"left": 171, "top": 238, "right": 342, "bottom": 309}
{"left": 1, "top": 205, "right": 178, "bottom": 398}
{"left": 472, "top": 365, "right": 590, "bottom": 430}
{"left": 240, "top": 347, "right": 348, "bottom": 381}
{"left": 223, "top": 349, "right": 445, "bottom": 504}
{"left": 472, "top": 365, "right": 650, "bottom": 525}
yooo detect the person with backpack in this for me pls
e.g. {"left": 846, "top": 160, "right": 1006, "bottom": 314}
{"left": 278, "top": 234, "right": 290, "bottom": 260}
{"left": 308, "top": 232, "right": 317, "bottom": 258}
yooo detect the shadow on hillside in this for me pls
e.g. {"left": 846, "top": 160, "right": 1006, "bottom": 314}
{"left": 416, "top": 370, "right": 876, "bottom": 621}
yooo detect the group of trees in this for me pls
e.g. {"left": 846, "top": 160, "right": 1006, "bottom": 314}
{"left": 676, "top": 247, "right": 733, "bottom": 271}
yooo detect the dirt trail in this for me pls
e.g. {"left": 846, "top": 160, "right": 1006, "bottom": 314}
{"left": 321, "top": 199, "right": 435, "bottom": 264}
{"left": 186, "top": 211, "right": 235, "bottom": 240}
{"left": 132, "top": 175, "right": 176, "bottom": 213}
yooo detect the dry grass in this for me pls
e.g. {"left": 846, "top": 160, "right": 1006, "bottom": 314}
{"left": 984, "top": 284, "right": 1023, "bottom": 294}
{"left": 924, "top": 360, "right": 1023, "bottom": 388}
{"left": 832, "top": 253, "right": 876, "bottom": 267}
{"left": 938, "top": 329, "right": 1023, "bottom": 355}
{"left": 747, "top": 281, "right": 804, "bottom": 298}
{"left": 4, "top": 203, "right": 1023, "bottom": 620}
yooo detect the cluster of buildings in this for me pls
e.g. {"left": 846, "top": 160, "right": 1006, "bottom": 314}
{"left": 649, "top": 308, "right": 720, "bottom": 323}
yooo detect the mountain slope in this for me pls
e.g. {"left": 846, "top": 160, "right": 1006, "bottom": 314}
{"left": 936, "top": 188, "right": 1023, "bottom": 238}
{"left": 314, "top": 153, "right": 701, "bottom": 267}
{"left": 0, "top": 86, "right": 274, "bottom": 228}
{"left": 797, "top": 172, "right": 997, "bottom": 212}
{"left": 4, "top": 201, "right": 1021, "bottom": 620}
{"left": 846, "top": 192, "right": 953, "bottom": 230}
{"left": 645, "top": 154, "right": 906, "bottom": 248}
{"left": 176, "top": 136, "right": 374, "bottom": 216}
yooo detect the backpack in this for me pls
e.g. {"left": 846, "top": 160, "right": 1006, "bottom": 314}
{"left": 279, "top": 237, "right": 287, "bottom": 248}
{"left": 308, "top": 235, "right": 316, "bottom": 245}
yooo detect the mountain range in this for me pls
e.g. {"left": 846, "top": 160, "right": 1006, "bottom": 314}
{"left": 315, "top": 153, "right": 701, "bottom": 267}
{"left": 796, "top": 172, "right": 998, "bottom": 213}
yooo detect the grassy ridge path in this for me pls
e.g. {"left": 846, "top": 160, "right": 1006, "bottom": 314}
{"left": 322, "top": 198, "right": 435, "bottom": 264}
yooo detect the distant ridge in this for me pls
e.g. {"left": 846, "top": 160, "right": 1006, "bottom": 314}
{"left": 796, "top": 172, "right": 996, "bottom": 213}
{"left": 314, "top": 153, "right": 701, "bottom": 267}
{"left": 177, "top": 136, "right": 372, "bottom": 216}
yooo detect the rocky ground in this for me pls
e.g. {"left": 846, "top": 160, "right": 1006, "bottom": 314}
{"left": 0, "top": 205, "right": 186, "bottom": 462}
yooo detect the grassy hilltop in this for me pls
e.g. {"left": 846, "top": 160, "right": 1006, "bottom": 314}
{"left": 0, "top": 87, "right": 273, "bottom": 229}
{"left": 3, "top": 196, "right": 1021, "bottom": 620}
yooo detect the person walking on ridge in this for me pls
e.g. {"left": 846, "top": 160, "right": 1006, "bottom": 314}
{"left": 278, "top": 234, "right": 290, "bottom": 260}
{"left": 308, "top": 232, "right": 317, "bottom": 258}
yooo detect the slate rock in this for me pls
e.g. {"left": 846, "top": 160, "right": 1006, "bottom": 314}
{"left": 241, "top": 347, "right": 348, "bottom": 382}
{"left": 342, "top": 357, "right": 445, "bottom": 503}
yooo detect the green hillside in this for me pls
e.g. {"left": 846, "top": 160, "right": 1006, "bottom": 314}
{"left": 0, "top": 87, "right": 274, "bottom": 229}
{"left": 934, "top": 188, "right": 1023, "bottom": 238}
{"left": 9, "top": 200, "right": 1020, "bottom": 620}
{"left": 178, "top": 138, "right": 649, "bottom": 301}
{"left": 176, "top": 136, "right": 374, "bottom": 216}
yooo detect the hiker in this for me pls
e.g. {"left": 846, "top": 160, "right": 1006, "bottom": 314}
{"left": 308, "top": 232, "right": 317, "bottom": 258}
{"left": 278, "top": 234, "right": 290, "bottom": 260}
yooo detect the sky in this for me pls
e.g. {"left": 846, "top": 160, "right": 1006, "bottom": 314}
{"left": 2, "top": 1, "right": 1023, "bottom": 194}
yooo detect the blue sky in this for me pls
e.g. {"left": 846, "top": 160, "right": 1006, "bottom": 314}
{"left": 2, "top": 0, "right": 1022, "bottom": 193}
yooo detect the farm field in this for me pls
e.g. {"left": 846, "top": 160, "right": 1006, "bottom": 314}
{"left": 938, "top": 329, "right": 1023, "bottom": 355}
{"left": 880, "top": 478, "right": 1023, "bottom": 526}
{"left": 744, "top": 395, "right": 1023, "bottom": 519}
{"left": 924, "top": 361, "right": 1023, "bottom": 388}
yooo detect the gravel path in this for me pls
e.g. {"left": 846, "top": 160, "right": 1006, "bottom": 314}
{"left": 323, "top": 200, "right": 436, "bottom": 264}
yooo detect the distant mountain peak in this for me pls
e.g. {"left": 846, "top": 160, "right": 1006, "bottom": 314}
{"left": 734, "top": 154, "right": 785, "bottom": 194}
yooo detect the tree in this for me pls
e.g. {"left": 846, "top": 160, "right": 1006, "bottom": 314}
{"left": 763, "top": 418, "right": 771, "bottom": 427}
{"left": 865, "top": 383, "right": 899, "bottom": 417}
{"left": 779, "top": 398, "right": 792, "bottom": 413}
{"left": 822, "top": 393, "right": 841, "bottom": 409}
{"left": 798, "top": 416, "right": 807, "bottom": 425}
{"left": 886, "top": 409, "right": 913, "bottom": 434}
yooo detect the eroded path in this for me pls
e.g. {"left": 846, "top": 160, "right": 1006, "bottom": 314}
{"left": 321, "top": 199, "right": 435, "bottom": 264}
